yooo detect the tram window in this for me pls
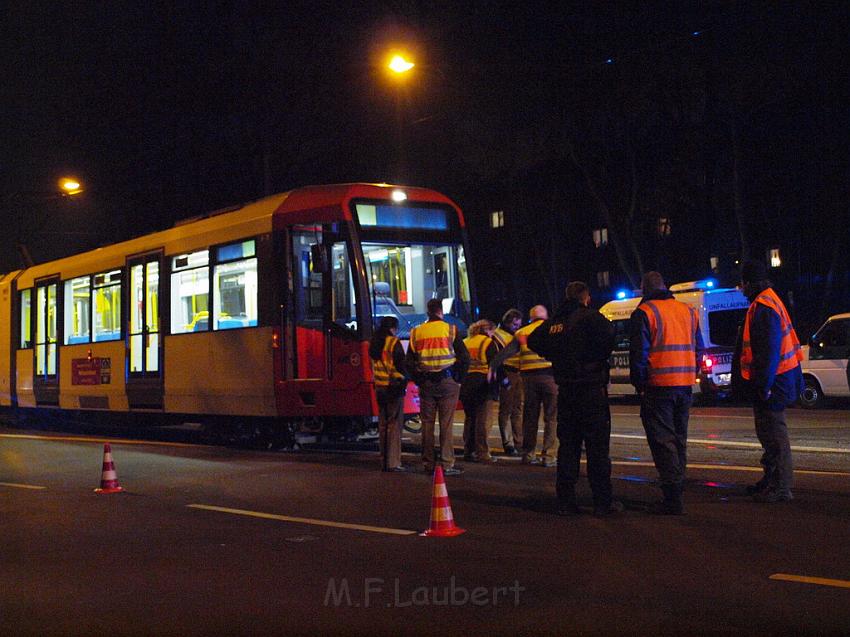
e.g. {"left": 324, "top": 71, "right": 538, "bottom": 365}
{"left": 19, "top": 289, "right": 32, "bottom": 349}
{"left": 332, "top": 242, "right": 359, "bottom": 333}
{"left": 63, "top": 276, "right": 91, "bottom": 345}
{"left": 212, "top": 254, "right": 257, "bottom": 330}
{"left": 92, "top": 270, "right": 122, "bottom": 342}
{"left": 170, "top": 250, "right": 210, "bottom": 334}
{"left": 35, "top": 282, "right": 58, "bottom": 376}
{"left": 293, "top": 231, "right": 324, "bottom": 323}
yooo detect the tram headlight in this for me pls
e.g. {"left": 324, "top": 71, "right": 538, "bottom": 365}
{"left": 391, "top": 189, "right": 407, "bottom": 202}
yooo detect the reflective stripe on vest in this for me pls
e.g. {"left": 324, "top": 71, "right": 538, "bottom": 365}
{"left": 740, "top": 288, "right": 803, "bottom": 380}
{"left": 372, "top": 336, "right": 404, "bottom": 388}
{"left": 410, "top": 320, "right": 457, "bottom": 372}
{"left": 463, "top": 334, "right": 492, "bottom": 374}
{"left": 493, "top": 327, "right": 520, "bottom": 369}
{"left": 515, "top": 320, "right": 552, "bottom": 372}
{"left": 643, "top": 299, "right": 699, "bottom": 387}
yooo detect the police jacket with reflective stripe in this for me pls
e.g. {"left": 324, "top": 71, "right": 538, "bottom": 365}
{"left": 526, "top": 300, "right": 615, "bottom": 386}
{"left": 370, "top": 335, "right": 406, "bottom": 387}
{"left": 493, "top": 327, "right": 520, "bottom": 370}
{"left": 463, "top": 334, "right": 496, "bottom": 375}
{"left": 629, "top": 290, "right": 705, "bottom": 389}
{"left": 515, "top": 320, "right": 553, "bottom": 373}
{"left": 406, "top": 319, "right": 470, "bottom": 379}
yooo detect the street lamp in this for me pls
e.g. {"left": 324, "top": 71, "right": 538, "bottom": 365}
{"left": 388, "top": 55, "right": 415, "bottom": 75}
{"left": 59, "top": 177, "right": 84, "bottom": 196}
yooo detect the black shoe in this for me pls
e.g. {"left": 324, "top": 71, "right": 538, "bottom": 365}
{"left": 752, "top": 488, "right": 793, "bottom": 503}
{"left": 385, "top": 466, "right": 408, "bottom": 473}
{"left": 462, "top": 453, "right": 476, "bottom": 462}
{"left": 443, "top": 466, "right": 464, "bottom": 476}
{"left": 593, "top": 500, "right": 625, "bottom": 517}
{"left": 556, "top": 502, "right": 581, "bottom": 517}
{"left": 647, "top": 500, "right": 685, "bottom": 515}
{"left": 503, "top": 446, "right": 520, "bottom": 457}
{"left": 745, "top": 478, "right": 770, "bottom": 496}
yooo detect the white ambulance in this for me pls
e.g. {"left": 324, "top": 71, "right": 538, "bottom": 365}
{"left": 798, "top": 313, "right": 850, "bottom": 408}
{"left": 600, "top": 280, "right": 750, "bottom": 397}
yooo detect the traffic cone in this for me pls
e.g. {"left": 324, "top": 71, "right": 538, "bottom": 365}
{"left": 94, "top": 443, "right": 124, "bottom": 493}
{"left": 420, "top": 466, "right": 465, "bottom": 537}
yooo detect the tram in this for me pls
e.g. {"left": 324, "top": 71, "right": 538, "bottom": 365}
{"left": 0, "top": 183, "right": 476, "bottom": 442}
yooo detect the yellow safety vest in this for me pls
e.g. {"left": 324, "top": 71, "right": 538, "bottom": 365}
{"left": 515, "top": 320, "right": 552, "bottom": 372}
{"left": 409, "top": 320, "right": 457, "bottom": 372}
{"left": 463, "top": 333, "right": 492, "bottom": 374}
{"left": 372, "top": 336, "right": 404, "bottom": 388}
{"left": 493, "top": 327, "right": 520, "bottom": 370}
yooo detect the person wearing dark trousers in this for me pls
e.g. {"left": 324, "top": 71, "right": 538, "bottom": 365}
{"left": 629, "top": 272, "right": 705, "bottom": 515}
{"left": 492, "top": 309, "right": 524, "bottom": 456}
{"left": 369, "top": 316, "right": 409, "bottom": 472}
{"left": 736, "top": 260, "right": 804, "bottom": 502}
{"left": 526, "top": 281, "right": 621, "bottom": 517}
{"left": 461, "top": 319, "right": 499, "bottom": 462}
{"left": 407, "top": 298, "right": 470, "bottom": 476}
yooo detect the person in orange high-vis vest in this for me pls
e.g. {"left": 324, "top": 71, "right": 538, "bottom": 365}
{"left": 369, "top": 316, "right": 409, "bottom": 472}
{"left": 407, "top": 298, "right": 470, "bottom": 475}
{"left": 629, "top": 272, "right": 704, "bottom": 514}
{"left": 460, "top": 319, "right": 499, "bottom": 463}
{"left": 736, "top": 260, "right": 803, "bottom": 503}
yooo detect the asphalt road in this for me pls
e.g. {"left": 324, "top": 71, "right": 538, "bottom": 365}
{"left": 1, "top": 406, "right": 849, "bottom": 636}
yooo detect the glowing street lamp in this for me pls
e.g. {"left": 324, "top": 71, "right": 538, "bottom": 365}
{"left": 388, "top": 55, "right": 415, "bottom": 74}
{"left": 59, "top": 177, "right": 83, "bottom": 195}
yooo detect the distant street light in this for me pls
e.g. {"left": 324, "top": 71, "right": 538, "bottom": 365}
{"left": 388, "top": 55, "right": 415, "bottom": 74}
{"left": 59, "top": 177, "right": 84, "bottom": 195}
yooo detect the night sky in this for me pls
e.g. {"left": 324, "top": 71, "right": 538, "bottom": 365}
{"left": 2, "top": 2, "right": 848, "bottom": 326}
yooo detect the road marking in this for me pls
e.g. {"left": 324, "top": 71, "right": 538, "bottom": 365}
{"left": 0, "top": 433, "right": 198, "bottom": 448}
{"left": 610, "top": 460, "right": 850, "bottom": 477}
{"left": 770, "top": 573, "right": 850, "bottom": 589}
{"left": 0, "top": 481, "right": 47, "bottom": 490}
{"left": 187, "top": 504, "right": 418, "bottom": 536}
{"left": 612, "top": 411, "right": 754, "bottom": 420}
{"left": 610, "top": 433, "right": 850, "bottom": 454}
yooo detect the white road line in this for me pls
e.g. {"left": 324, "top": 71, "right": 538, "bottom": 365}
{"left": 610, "top": 433, "right": 850, "bottom": 454}
{"left": 610, "top": 460, "right": 850, "bottom": 477}
{"left": 0, "top": 482, "right": 47, "bottom": 490}
{"left": 0, "top": 433, "right": 198, "bottom": 448}
{"left": 612, "top": 412, "right": 754, "bottom": 420}
{"left": 187, "top": 504, "right": 418, "bottom": 536}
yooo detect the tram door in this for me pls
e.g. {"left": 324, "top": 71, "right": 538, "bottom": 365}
{"left": 33, "top": 276, "right": 59, "bottom": 405}
{"left": 126, "top": 252, "right": 163, "bottom": 408}
{"left": 290, "top": 228, "right": 327, "bottom": 380}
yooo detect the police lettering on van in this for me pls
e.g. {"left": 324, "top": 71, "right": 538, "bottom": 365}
{"left": 600, "top": 280, "right": 749, "bottom": 396}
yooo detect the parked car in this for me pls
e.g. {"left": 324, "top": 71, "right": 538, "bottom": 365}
{"left": 799, "top": 313, "right": 850, "bottom": 408}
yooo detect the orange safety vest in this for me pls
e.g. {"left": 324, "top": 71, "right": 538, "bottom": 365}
{"left": 372, "top": 335, "right": 404, "bottom": 388}
{"left": 740, "top": 288, "right": 803, "bottom": 380}
{"left": 463, "top": 333, "right": 492, "bottom": 374}
{"left": 409, "top": 320, "right": 457, "bottom": 372}
{"left": 515, "top": 320, "right": 552, "bottom": 372}
{"left": 642, "top": 298, "right": 699, "bottom": 387}
{"left": 493, "top": 327, "right": 520, "bottom": 369}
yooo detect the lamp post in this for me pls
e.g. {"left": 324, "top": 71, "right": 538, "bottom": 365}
{"left": 385, "top": 53, "right": 415, "bottom": 182}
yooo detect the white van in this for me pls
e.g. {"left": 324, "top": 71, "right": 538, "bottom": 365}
{"left": 799, "top": 313, "right": 850, "bottom": 408}
{"left": 600, "top": 280, "right": 750, "bottom": 396}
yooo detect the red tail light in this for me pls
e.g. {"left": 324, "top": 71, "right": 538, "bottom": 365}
{"left": 701, "top": 354, "right": 715, "bottom": 372}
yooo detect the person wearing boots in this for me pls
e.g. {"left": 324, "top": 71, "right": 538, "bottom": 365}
{"left": 629, "top": 272, "right": 704, "bottom": 514}
{"left": 526, "top": 281, "right": 622, "bottom": 517}
{"left": 736, "top": 260, "right": 804, "bottom": 502}
{"left": 460, "top": 319, "right": 499, "bottom": 463}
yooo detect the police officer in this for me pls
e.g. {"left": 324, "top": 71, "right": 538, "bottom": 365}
{"left": 407, "top": 298, "right": 470, "bottom": 475}
{"left": 526, "top": 281, "right": 621, "bottom": 517}
{"left": 491, "top": 305, "right": 558, "bottom": 466}
{"left": 369, "top": 316, "right": 408, "bottom": 472}
{"left": 491, "top": 309, "right": 524, "bottom": 456}
{"left": 737, "top": 260, "right": 804, "bottom": 502}
{"left": 629, "top": 272, "right": 704, "bottom": 514}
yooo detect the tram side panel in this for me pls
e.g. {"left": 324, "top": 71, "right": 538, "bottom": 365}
{"left": 0, "top": 273, "right": 18, "bottom": 407}
{"left": 58, "top": 341, "right": 129, "bottom": 411}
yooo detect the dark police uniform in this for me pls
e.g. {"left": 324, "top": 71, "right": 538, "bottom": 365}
{"left": 526, "top": 299, "right": 616, "bottom": 514}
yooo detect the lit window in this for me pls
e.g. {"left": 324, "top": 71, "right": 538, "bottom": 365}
{"left": 769, "top": 248, "right": 781, "bottom": 268}
{"left": 213, "top": 240, "right": 258, "bottom": 330}
{"left": 64, "top": 276, "right": 91, "bottom": 345}
{"left": 597, "top": 271, "right": 610, "bottom": 288}
{"left": 92, "top": 270, "right": 122, "bottom": 342}
{"left": 710, "top": 256, "right": 719, "bottom": 272}
{"left": 490, "top": 210, "right": 504, "bottom": 228}
{"left": 19, "top": 289, "right": 32, "bottom": 349}
{"left": 593, "top": 228, "right": 608, "bottom": 248}
{"left": 658, "top": 217, "right": 672, "bottom": 237}
{"left": 170, "top": 250, "right": 210, "bottom": 333}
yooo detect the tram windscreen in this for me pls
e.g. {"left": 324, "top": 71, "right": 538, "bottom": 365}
{"left": 362, "top": 242, "right": 472, "bottom": 338}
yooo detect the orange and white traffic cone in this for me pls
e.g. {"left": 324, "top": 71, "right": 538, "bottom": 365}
{"left": 420, "top": 466, "right": 465, "bottom": 537}
{"left": 94, "top": 443, "right": 124, "bottom": 494}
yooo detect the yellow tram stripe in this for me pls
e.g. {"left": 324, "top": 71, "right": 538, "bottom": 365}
{"left": 0, "top": 433, "right": 199, "bottom": 448}
{"left": 187, "top": 504, "right": 417, "bottom": 536}
{"left": 0, "top": 482, "right": 47, "bottom": 490}
{"left": 769, "top": 573, "right": 850, "bottom": 589}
